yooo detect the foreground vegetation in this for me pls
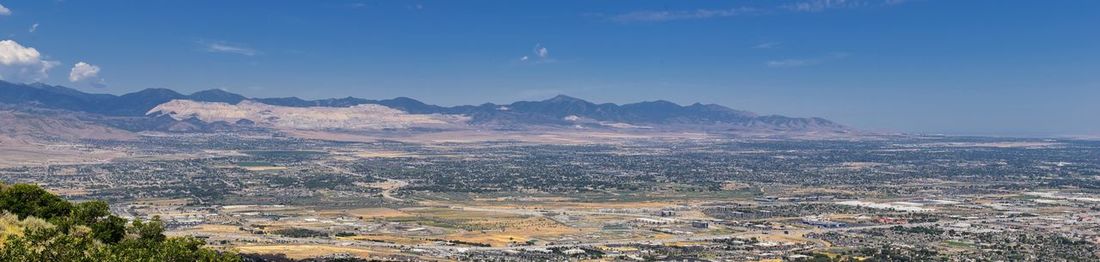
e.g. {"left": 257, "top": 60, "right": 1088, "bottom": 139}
{"left": 0, "top": 183, "right": 238, "bottom": 262}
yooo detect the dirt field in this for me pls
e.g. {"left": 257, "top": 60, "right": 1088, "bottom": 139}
{"left": 242, "top": 166, "right": 288, "bottom": 171}
{"left": 444, "top": 216, "right": 581, "bottom": 246}
{"left": 353, "top": 151, "right": 413, "bottom": 158}
{"left": 0, "top": 145, "right": 123, "bottom": 168}
{"left": 192, "top": 224, "right": 246, "bottom": 234}
{"left": 234, "top": 245, "right": 421, "bottom": 260}
{"left": 343, "top": 208, "right": 413, "bottom": 219}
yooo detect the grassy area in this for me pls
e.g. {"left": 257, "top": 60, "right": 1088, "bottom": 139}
{"left": 944, "top": 240, "right": 976, "bottom": 249}
{"left": 244, "top": 150, "right": 327, "bottom": 158}
{"left": 237, "top": 161, "right": 276, "bottom": 167}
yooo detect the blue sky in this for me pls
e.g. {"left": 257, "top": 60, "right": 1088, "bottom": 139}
{"left": 0, "top": 0, "right": 1098, "bottom": 136}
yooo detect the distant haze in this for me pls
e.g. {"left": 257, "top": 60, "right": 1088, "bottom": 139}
{"left": 0, "top": 1, "right": 1097, "bottom": 136}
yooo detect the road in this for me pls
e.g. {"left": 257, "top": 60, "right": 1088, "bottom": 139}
{"left": 379, "top": 179, "right": 408, "bottom": 202}
{"left": 322, "top": 162, "right": 408, "bottom": 202}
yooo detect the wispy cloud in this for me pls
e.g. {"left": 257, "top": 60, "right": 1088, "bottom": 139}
{"left": 609, "top": 7, "right": 757, "bottom": 23}
{"left": 28, "top": 23, "right": 39, "bottom": 33}
{"left": 607, "top": 0, "right": 909, "bottom": 23}
{"left": 199, "top": 41, "right": 259, "bottom": 56}
{"left": 766, "top": 59, "right": 817, "bottom": 68}
{"left": 753, "top": 42, "right": 781, "bottom": 49}
{"left": 535, "top": 44, "right": 549, "bottom": 58}
{"left": 0, "top": 4, "right": 11, "bottom": 16}
{"left": 520, "top": 43, "right": 554, "bottom": 64}
{"left": 766, "top": 52, "right": 849, "bottom": 68}
{"left": 784, "top": 0, "right": 909, "bottom": 12}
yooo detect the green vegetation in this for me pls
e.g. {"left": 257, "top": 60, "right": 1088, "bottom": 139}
{"left": 794, "top": 246, "right": 945, "bottom": 262}
{"left": 891, "top": 225, "right": 944, "bottom": 235}
{"left": 271, "top": 227, "right": 327, "bottom": 238}
{"left": 943, "top": 240, "right": 975, "bottom": 249}
{"left": 244, "top": 150, "right": 327, "bottom": 160}
{"left": 426, "top": 238, "right": 491, "bottom": 247}
{"left": 334, "top": 232, "right": 356, "bottom": 237}
{"left": 0, "top": 183, "right": 238, "bottom": 262}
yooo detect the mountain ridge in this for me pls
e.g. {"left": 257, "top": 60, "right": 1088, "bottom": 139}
{"left": 0, "top": 80, "right": 847, "bottom": 132}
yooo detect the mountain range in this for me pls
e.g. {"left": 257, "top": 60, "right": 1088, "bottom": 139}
{"left": 0, "top": 80, "right": 848, "bottom": 136}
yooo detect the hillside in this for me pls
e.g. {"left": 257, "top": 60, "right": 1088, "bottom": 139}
{"left": 0, "top": 109, "right": 137, "bottom": 145}
{"left": 0, "top": 80, "right": 848, "bottom": 134}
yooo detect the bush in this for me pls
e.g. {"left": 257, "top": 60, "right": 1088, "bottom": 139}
{"left": 273, "top": 228, "right": 328, "bottom": 238}
{"left": 0, "top": 183, "right": 239, "bottom": 262}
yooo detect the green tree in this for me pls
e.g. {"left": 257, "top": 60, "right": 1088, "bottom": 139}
{"left": 0, "top": 184, "right": 73, "bottom": 220}
{"left": 0, "top": 184, "right": 239, "bottom": 262}
{"left": 130, "top": 216, "right": 167, "bottom": 243}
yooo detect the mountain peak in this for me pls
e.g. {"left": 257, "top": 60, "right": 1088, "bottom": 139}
{"left": 189, "top": 89, "right": 247, "bottom": 104}
{"left": 190, "top": 89, "right": 238, "bottom": 96}
{"left": 125, "top": 88, "right": 183, "bottom": 98}
{"left": 544, "top": 95, "right": 588, "bottom": 103}
{"left": 388, "top": 96, "right": 425, "bottom": 104}
{"left": 637, "top": 100, "right": 680, "bottom": 106}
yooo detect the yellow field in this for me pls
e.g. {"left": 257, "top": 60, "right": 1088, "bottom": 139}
{"left": 721, "top": 181, "right": 750, "bottom": 191}
{"left": 191, "top": 224, "right": 244, "bottom": 234}
{"left": 445, "top": 216, "right": 581, "bottom": 246}
{"left": 450, "top": 201, "right": 679, "bottom": 210}
{"left": 330, "top": 207, "right": 587, "bottom": 247}
{"left": 346, "top": 234, "right": 430, "bottom": 245}
{"left": 354, "top": 151, "right": 412, "bottom": 158}
{"left": 234, "top": 245, "right": 404, "bottom": 260}
{"left": 242, "top": 166, "right": 288, "bottom": 171}
{"left": 404, "top": 207, "right": 528, "bottom": 220}
{"left": 342, "top": 208, "right": 413, "bottom": 219}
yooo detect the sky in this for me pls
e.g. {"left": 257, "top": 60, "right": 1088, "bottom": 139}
{"left": 0, "top": 0, "right": 1097, "bottom": 136}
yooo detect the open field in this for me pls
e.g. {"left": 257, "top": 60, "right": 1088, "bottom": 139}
{"left": 234, "top": 245, "right": 424, "bottom": 260}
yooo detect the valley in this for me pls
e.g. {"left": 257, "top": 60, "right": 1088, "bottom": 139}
{"left": 2, "top": 130, "right": 1097, "bottom": 260}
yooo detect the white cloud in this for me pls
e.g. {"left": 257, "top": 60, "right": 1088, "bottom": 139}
{"left": 786, "top": 0, "right": 860, "bottom": 12}
{"left": 0, "top": 4, "right": 11, "bottom": 16}
{"left": 69, "top": 62, "right": 106, "bottom": 88}
{"left": 535, "top": 44, "right": 549, "bottom": 58}
{"left": 0, "top": 40, "right": 58, "bottom": 83}
{"left": 200, "top": 41, "right": 258, "bottom": 56}
{"left": 520, "top": 44, "right": 554, "bottom": 64}
{"left": 68, "top": 62, "right": 98, "bottom": 81}
{"left": 766, "top": 52, "right": 849, "bottom": 68}
{"left": 784, "top": 0, "right": 906, "bottom": 12}
{"left": 609, "top": 7, "right": 756, "bottom": 23}
{"left": 29, "top": 23, "right": 38, "bottom": 33}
